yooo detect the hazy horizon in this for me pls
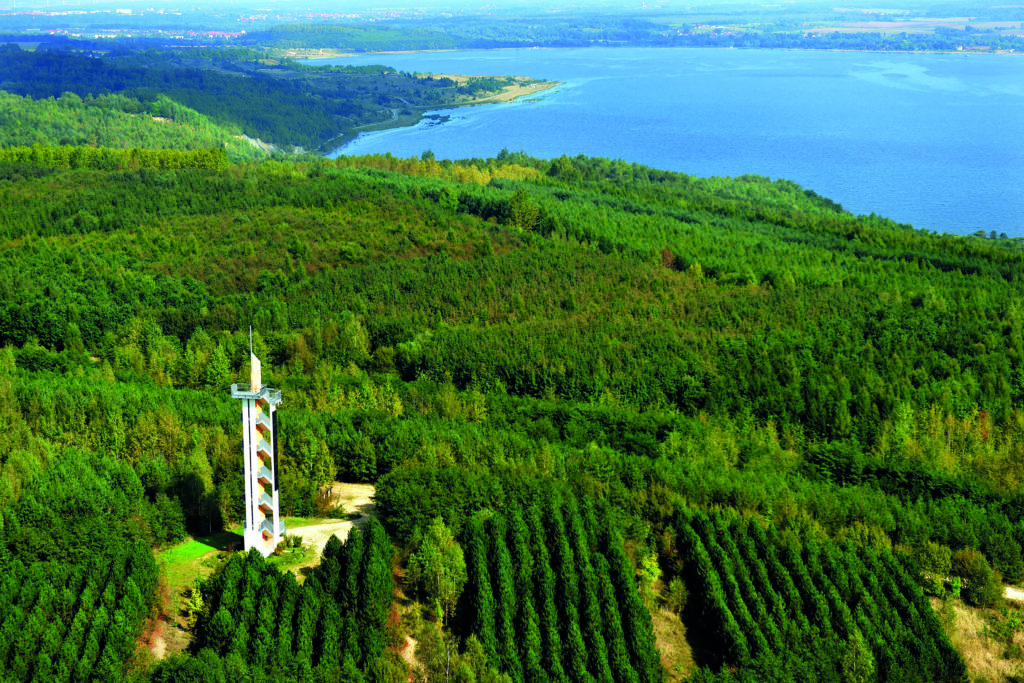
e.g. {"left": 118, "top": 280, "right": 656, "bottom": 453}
{"left": 0, "top": 0, "right": 960, "bottom": 13}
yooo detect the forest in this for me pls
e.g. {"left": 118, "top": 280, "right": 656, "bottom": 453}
{"left": 0, "top": 145, "right": 1023, "bottom": 681}
{"left": 0, "top": 47, "right": 548, "bottom": 153}
{"left": 0, "top": 91, "right": 267, "bottom": 162}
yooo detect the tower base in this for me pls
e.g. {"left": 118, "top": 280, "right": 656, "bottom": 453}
{"left": 244, "top": 521, "right": 287, "bottom": 557}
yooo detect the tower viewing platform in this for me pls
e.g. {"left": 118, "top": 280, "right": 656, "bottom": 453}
{"left": 231, "top": 348, "right": 285, "bottom": 556}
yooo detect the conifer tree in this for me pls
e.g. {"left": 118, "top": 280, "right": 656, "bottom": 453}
{"left": 562, "top": 609, "right": 595, "bottom": 683}
{"left": 316, "top": 601, "right": 343, "bottom": 672}
{"left": 547, "top": 499, "right": 591, "bottom": 683}
{"left": 341, "top": 614, "right": 361, "bottom": 666}
{"left": 600, "top": 524, "right": 661, "bottom": 683}
{"left": 319, "top": 534, "right": 343, "bottom": 595}
{"left": 339, "top": 526, "right": 364, "bottom": 611}
{"left": 251, "top": 622, "right": 273, "bottom": 669}
{"left": 295, "top": 588, "right": 321, "bottom": 672}
{"left": 578, "top": 558, "right": 615, "bottom": 683}
{"left": 275, "top": 573, "right": 300, "bottom": 668}
{"left": 509, "top": 508, "right": 535, "bottom": 600}
{"left": 359, "top": 518, "right": 394, "bottom": 664}
{"left": 565, "top": 497, "right": 615, "bottom": 683}
{"left": 521, "top": 599, "right": 549, "bottom": 683}
{"left": 548, "top": 501, "right": 580, "bottom": 613}
{"left": 207, "top": 607, "right": 236, "bottom": 656}
{"left": 527, "top": 506, "right": 566, "bottom": 682}
{"left": 592, "top": 554, "right": 640, "bottom": 683}
{"left": 489, "top": 514, "right": 524, "bottom": 683}
{"left": 464, "top": 514, "right": 498, "bottom": 664}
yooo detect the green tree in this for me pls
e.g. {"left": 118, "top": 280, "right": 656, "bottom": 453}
{"left": 204, "top": 345, "right": 232, "bottom": 389}
{"left": 438, "top": 186, "right": 459, "bottom": 213}
{"left": 185, "top": 577, "right": 205, "bottom": 630}
{"left": 527, "top": 507, "right": 565, "bottom": 681}
{"left": 413, "top": 621, "right": 461, "bottom": 683}
{"left": 339, "top": 527, "right": 365, "bottom": 610}
{"left": 489, "top": 515, "right": 523, "bottom": 683}
{"left": 206, "top": 607, "right": 235, "bottom": 655}
{"left": 360, "top": 518, "right": 394, "bottom": 661}
{"left": 408, "top": 517, "right": 467, "bottom": 625}
{"left": 593, "top": 554, "right": 640, "bottom": 683}
{"left": 464, "top": 514, "right": 498, "bottom": 663}
{"left": 507, "top": 189, "right": 540, "bottom": 231}
{"left": 952, "top": 548, "right": 1002, "bottom": 608}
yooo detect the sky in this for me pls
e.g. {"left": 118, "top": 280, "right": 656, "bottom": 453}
{"left": 0, "top": 0, "right": 986, "bottom": 17}
{"left": 0, "top": 0, "right": 828, "bottom": 10}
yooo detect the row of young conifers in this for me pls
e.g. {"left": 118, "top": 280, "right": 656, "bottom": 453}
{"left": 678, "top": 509, "right": 968, "bottom": 682}
{"left": 155, "top": 519, "right": 396, "bottom": 681}
{"left": 0, "top": 543, "right": 156, "bottom": 683}
{"left": 161, "top": 491, "right": 972, "bottom": 682}
{"left": 453, "top": 495, "right": 661, "bottom": 683}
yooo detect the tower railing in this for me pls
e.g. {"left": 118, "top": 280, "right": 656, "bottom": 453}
{"left": 231, "top": 350, "right": 283, "bottom": 557}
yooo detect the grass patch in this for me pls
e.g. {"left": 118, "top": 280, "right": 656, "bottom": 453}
{"left": 653, "top": 606, "right": 696, "bottom": 682}
{"left": 282, "top": 516, "right": 336, "bottom": 530}
{"left": 931, "top": 596, "right": 1024, "bottom": 683}
{"left": 154, "top": 530, "right": 242, "bottom": 657}
{"left": 157, "top": 530, "right": 240, "bottom": 589}
{"left": 268, "top": 543, "right": 319, "bottom": 578}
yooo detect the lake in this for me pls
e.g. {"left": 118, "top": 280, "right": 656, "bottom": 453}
{"left": 315, "top": 48, "right": 1024, "bottom": 236}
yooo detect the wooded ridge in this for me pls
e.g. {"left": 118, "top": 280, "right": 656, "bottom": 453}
{"left": 0, "top": 148, "right": 1020, "bottom": 681}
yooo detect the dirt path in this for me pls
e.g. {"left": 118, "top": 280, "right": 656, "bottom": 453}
{"left": 151, "top": 634, "right": 166, "bottom": 659}
{"left": 290, "top": 519, "right": 361, "bottom": 563}
{"left": 288, "top": 482, "right": 376, "bottom": 575}
{"left": 330, "top": 481, "right": 376, "bottom": 517}
{"left": 401, "top": 636, "right": 418, "bottom": 669}
{"left": 1005, "top": 585, "right": 1024, "bottom": 601}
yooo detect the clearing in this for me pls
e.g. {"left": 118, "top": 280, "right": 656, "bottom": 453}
{"left": 144, "top": 482, "right": 375, "bottom": 661}
{"left": 278, "top": 482, "right": 377, "bottom": 576}
{"left": 932, "top": 596, "right": 1024, "bottom": 682}
{"left": 652, "top": 606, "right": 696, "bottom": 682}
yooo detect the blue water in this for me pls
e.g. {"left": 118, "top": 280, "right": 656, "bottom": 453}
{"left": 315, "top": 48, "right": 1024, "bottom": 236}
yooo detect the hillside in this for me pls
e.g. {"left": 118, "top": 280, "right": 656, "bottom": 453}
{"left": 0, "top": 148, "right": 1022, "bottom": 681}
{"left": 0, "top": 91, "right": 267, "bottom": 162}
{"left": 0, "top": 47, "right": 554, "bottom": 153}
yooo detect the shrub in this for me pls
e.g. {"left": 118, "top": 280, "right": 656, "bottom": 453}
{"left": 664, "top": 578, "right": 688, "bottom": 615}
{"left": 913, "top": 540, "right": 952, "bottom": 596}
{"left": 952, "top": 548, "right": 1003, "bottom": 608}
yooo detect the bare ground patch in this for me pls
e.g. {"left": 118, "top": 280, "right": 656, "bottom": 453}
{"left": 652, "top": 606, "right": 696, "bottom": 682}
{"left": 330, "top": 481, "right": 377, "bottom": 517}
{"left": 277, "top": 482, "right": 376, "bottom": 580}
{"left": 931, "top": 596, "right": 1024, "bottom": 682}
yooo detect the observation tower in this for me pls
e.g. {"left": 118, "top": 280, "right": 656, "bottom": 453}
{"left": 231, "top": 340, "right": 284, "bottom": 555}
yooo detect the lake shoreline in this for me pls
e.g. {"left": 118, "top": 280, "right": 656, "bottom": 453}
{"left": 293, "top": 45, "right": 1022, "bottom": 61}
{"left": 313, "top": 46, "right": 1024, "bottom": 235}
{"left": 323, "top": 77, "right": 560, "bottom": 155}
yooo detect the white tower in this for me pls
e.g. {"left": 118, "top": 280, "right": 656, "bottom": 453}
{"left": 231, "top": 342, "right": 284, "bottom": 556}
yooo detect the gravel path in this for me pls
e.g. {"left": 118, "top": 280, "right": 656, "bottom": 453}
{"left": 1005, "top": 585, "right": 1024, "bottom": 602}
{"left": 292, "top": 482, "right": 376, "bottom": 571}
